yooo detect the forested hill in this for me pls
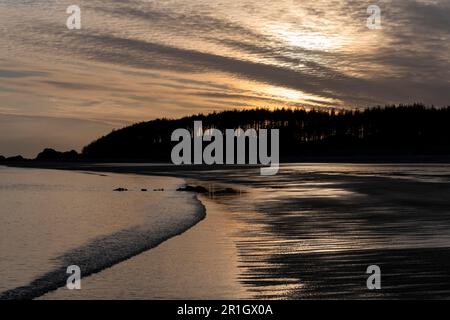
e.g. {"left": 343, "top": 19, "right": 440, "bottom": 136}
{"left": 81, "top": 104, "right": 450, "bottom": 161}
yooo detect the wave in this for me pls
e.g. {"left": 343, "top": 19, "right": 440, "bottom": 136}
{"left": 0, "top": 194, "right": 206, "bottom": 300}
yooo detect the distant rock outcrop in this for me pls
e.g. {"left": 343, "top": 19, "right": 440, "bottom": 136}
{"left": 5, "top": 155, "right": 25, "bottom": 162}
{"left": 36, "top": 148, "right": 80, "bottom": 161}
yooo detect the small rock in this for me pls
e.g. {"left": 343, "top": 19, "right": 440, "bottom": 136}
{"left": 153, "top": 188, "right": 164, "bottom": 192}
{"left": 176, "top": 185, "right": 208, "bottom": 193}
{"left": 114, "top": 187, "right": 128, "bottom": 192}
{"left": 141, "top": 189, "right": 148, "bottom": 192}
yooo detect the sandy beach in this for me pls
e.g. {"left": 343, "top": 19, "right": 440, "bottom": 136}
{"left": 39, "top": 193, "right": 252, "bottom": 299}
{"left": 3, "top": 163, "right": 450, "bottom": 299}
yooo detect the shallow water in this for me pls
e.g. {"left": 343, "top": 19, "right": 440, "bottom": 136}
{"left": 0, "top": 166, "right": 203, "bottom": 299}
{"left": 40, "top": 194, "right": 250, "bottom": 299}
{"left": 2, "top": 163, "right": 450, "bottom": 299}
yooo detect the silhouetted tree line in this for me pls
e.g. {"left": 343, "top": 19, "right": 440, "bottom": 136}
{"left": 79, "top": 104, "right": 450, "bottom": 161}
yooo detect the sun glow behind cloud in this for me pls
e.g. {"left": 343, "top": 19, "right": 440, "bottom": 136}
{"left": 271, "top": 27, "right": 343, "bottom": 51}
{"left": 1, "top": 0, "right": 449, "bottom": 156}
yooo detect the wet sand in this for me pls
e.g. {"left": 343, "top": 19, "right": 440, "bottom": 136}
{"left": 0, "top": 168, "right": 206, "bottom": 300}
{"left": 40, "top": 193, "right": 252, "bottom": 299}
{"left": 6, "top": 163, "right": 450, "bottom": 299}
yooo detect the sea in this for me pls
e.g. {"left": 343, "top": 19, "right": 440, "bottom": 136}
{"left": 2, "top": 163, "right": 450, "bottom": 299}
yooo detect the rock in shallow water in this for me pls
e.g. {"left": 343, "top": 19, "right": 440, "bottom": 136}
{"left": 176, "top": 185, "right": 209, "bottom": 193}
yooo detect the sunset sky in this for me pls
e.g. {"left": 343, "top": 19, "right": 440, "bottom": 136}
{"left": 1, "top": 0, "right": 449, "bottom": 157}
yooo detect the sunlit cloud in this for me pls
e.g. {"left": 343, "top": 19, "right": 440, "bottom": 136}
{"left": 0, "top": 0, "right": 449, "bottom": 156}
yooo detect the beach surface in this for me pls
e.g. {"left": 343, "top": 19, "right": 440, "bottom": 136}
{"left": 0, "top": 167, "right": 205, "bottom": 299}
{"left": 3, "top": 163, "right": 450, "bottom": 299}
{"left": 40, "top": 194, "right": 251, "bottom": 299}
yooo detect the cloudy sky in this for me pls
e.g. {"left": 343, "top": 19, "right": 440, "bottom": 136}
{"left": 1, "top": 0, "right": 449, "bottom": 157}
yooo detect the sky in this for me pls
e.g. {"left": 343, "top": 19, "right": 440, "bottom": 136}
{"left": 1, "top": 0, "right": 449, "bottom": 157}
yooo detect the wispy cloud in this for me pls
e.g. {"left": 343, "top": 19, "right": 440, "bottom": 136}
{"left": 1, "top": 0, "right": 449, "bottom": 155}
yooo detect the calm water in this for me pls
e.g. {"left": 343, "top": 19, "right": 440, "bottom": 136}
{"left": 0, "top": 166, "right": 204, "bottom": 299}
{"left": 2, "top": 163, "right": 450, "bottom": 299}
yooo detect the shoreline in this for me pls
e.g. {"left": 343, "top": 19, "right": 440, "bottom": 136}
{"left": 5, "top": 163, "right": 450, "bottom": 299}
{"left": 39, "top": 184, "right": 251, "bottom": 299}
{"left": 3, "top": 153, "right": 450, "bottom": 170}
{"left": 0, "top": 168, "right": 209, "bottom": 300}
{"left": 1, "top": 165, "right": 252, "bottom": 299}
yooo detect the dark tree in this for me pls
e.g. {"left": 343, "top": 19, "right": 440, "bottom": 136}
{"left": 81, "top": 104, "right": 450, "bottom": 162}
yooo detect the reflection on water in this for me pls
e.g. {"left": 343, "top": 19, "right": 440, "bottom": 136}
{"left": 2, "top": 163, "right": 450, "bottom": 299}
{"left": 40, "top": 193, "right": 250, "bottom": 300}
{"left": 0, "top": 166, "right": 203, "bottom": 299}
{"left": 183, "top": 163, "right": 450, "bottom": 298}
